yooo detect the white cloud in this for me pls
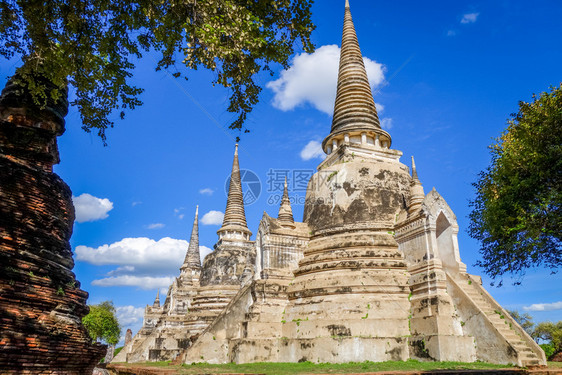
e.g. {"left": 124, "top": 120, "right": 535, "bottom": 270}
{"left": 76, "top": 237, "right": 213, "bottom": 288}
{"left": 201, "top": 210, "right": 224, "bottom": 225}
{"left": 132, "top": 201, "right": 142, "bottom": 207}
{"left": 76, "top": 237, "right": 189, "bottom": 274}
{"left": 174, "top": 208, "right": 186, "bottom": 220}
{"left": 380, "top": 118, "right": 393, "bottom": 130}
{"left": 267, "top": 44, "right": 385, "bottom": 115}
{"left": 447, "top": 30, "right": 457, "bottom": 37}
{"left": 72, "top": 193, "right": 113, "bottom": 223}
{"left": 92, "top": 275, "right": 175, "bottom": 290}
{"left": 200, "top": 246, "right": 214, "bottom": 264}
{"left": 147, "top": 223, "right": 165, "bottom": 229}
{"left": 106, "top": 265, "right": 135, "bottom": 276}
{"left": 115, "top": 305, "right": 145, "bottom": 327}
{"left": 199, "top": 188, "right": 214, "bottom": 196}
{"left": 461, "top": 12, "right": 479, "bottom": 24}
{"left": 523, "top": 301, "right": 562, "bottom": 312}
{"left": 300, "top": 140, "right": 325, "bottom": 161}
{"left": 115, "top": 305, "right": 146, "bottom": 345}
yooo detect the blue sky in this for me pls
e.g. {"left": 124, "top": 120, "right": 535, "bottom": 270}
{"left": 1, "top": 0, "right": 561, "bottom": 342}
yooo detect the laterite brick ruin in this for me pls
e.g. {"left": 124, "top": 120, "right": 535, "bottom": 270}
{"left": 0, "top": 74, "right": 106, "bottom": 373}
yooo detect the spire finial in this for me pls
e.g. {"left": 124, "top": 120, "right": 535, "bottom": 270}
{"left": 182, "top": 206, "right": 202, "bottom": 271}
{"left": 218, "top": 144, "right": 251, "bottom": 238}
{"left": 322, "top": 0, "right": 392, "bottom": 153}
{"left": 411, "top": 156, "right": 419, "bottom": 180}
{"left": 278, "top": 176, "right": 295, "bottom": 227}
{"left": 153, "top": 290, "right": 160, "bottom": 307}
{"left": 408, "top": 156, "right": 425, "bottom": 214}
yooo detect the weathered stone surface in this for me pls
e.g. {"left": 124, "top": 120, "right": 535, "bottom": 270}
{"left": 199, "top": 245, "right": 254, "bottom": 287}
{"left": 125, "top": 329, "right": 133, "bottom": 346}
{"left": 0, "top": 73, "right": 106, "bottom": 373}
{"left": 179, "top": 213, "right": 308, "bottom": 364}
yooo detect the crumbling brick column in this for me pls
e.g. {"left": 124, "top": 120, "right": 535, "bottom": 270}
{"left": 0, "top": 74, "right": 106, "bottom": 374}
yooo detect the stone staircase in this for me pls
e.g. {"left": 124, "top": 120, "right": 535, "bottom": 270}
{"left": 451, "top": 273, "right": 544, "bottom": 367}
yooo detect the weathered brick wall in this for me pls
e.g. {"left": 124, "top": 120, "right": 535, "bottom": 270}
{"left": 0, "top": 74, "right": 106, "bottom": 373}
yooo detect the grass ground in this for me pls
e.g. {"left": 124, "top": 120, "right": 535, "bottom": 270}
{"left": 113, "top": 360, "right": 516, "bottom": 374}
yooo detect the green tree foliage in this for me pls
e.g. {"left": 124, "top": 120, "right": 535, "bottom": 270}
{"left": 532, "top": 321, "right": 562, "bottom": 357}
{"left": 0, "top": 0, "right": 315, "bottom": 143}
{"left": 540, "top": 343, "right": 555, "bottom": 359}
{"left": 82, "top": 301, "right": 121, "bottom": 345}
{"left": 469, "top": 84, "right": 562, "bottom": 282}
{"left": 508, "top": 310, "right": 534, "bottom": 336}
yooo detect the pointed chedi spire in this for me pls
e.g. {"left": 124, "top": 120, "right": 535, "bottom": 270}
{"left": 411, "top": 155, "right": 420, "bottom": 181}
{"left": 181, "top": 206, "right": 201, "bottom": 272}
{"left": 278, "top": 177, "right": 295, "bottom": 227}
{"left": 408, "top": 156, "right": 425, "bottom": 214}
{"left": 218, "top": 144, "right": 252, "bottom": 240}
{"left": 322, "top": 0, "right": 392, "bottom": 154}
{"left": 153, "top": 290, "right": 160, "bottom": 308}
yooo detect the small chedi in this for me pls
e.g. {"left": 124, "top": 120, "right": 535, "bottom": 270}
{"left": 115, "top": 1, "right": 546, "bottom": 367}
{"left": 0, "top": 73, "right": 106, "bottom": 373}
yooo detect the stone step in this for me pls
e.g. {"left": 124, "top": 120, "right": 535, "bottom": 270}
{"left": 521, "top": 360, "right": 541, "bottom": 367}
{"left": 488, "top": 315, "right": 504, "bottom": 321}
{"left": 493, "top": 329, "right": 512, "bottom": 336}
{"left": 461, "top": 282, "right": 542, "bottom": 366}
{"left": 470, "top": 295, "right": 485, "bottom": 301}
{"left": 491, "top": 322, "right": 512, "bottom": 330}
{"left": 472, "top": 302, "right": 488, "bottom": 308}
{"left": 501, "top": 333, "right": 521, "bottom": 341}
{"left": 501, "top": 336, "right": 520, "bottom": 343}
{"left": 495, "top": 326, "right": 515, "bottom": 333}
{"left": 492, "top": 323, "right": 511, "bottom": 330}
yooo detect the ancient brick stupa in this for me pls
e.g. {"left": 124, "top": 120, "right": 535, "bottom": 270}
{"left": 115, "top": 1, "right": 546, "bottom": 367}
{"left": 0, "top": 73, "right": 106, "bottom": 373}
